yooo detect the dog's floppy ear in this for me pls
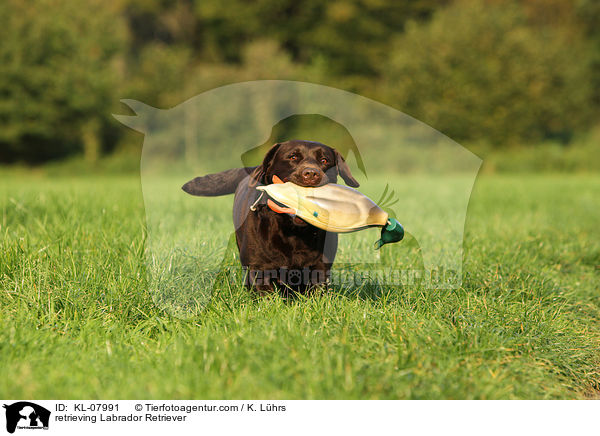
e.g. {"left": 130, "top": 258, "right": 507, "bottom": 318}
{"left": 249, "top": 143, "right": 281, "bottom": 187}
{"left": 335, "top": 150, "right": 359, "bottom": 187}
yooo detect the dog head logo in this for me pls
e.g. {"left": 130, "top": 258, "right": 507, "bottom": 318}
{"left": 3, "top": 402, "right": 50, "bottom": 433}
{"left": 115, "top": 80, "right": 481, "bottom": 314}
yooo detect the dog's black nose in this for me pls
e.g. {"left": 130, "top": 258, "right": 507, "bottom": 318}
{"left": 301, "top": 167, "right": 322, "bottom": 186}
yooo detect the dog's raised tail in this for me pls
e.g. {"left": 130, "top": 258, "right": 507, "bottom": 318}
{"left": 182, "top": 166, "right": 258, "bottom": 196}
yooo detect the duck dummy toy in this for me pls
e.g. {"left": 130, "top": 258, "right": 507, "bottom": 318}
{"left": 255, "top": 176, "right": 404, "bottom": 249}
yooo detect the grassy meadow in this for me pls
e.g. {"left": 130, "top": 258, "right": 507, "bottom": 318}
{"left": 0, "top": 171, "right": 599, "bottom": 399}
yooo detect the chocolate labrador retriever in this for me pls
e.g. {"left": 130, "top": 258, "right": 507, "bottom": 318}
{"left": 182, "top": 140, "right": 359, "bottom": 294}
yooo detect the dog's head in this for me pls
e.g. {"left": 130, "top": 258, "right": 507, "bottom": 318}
{"left": 251, "top": 140, "right": 359, "bottom": 188}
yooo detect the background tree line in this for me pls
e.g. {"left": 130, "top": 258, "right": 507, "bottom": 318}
{"left": 0, "top": 0, "right": 598, "bottom": 163}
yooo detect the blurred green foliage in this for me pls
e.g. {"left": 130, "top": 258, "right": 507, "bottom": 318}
{"left": 0, "top": 0, "right": 126, "bottom": 162}
{"left": 384, "top": 0, "right": 593, "bottom": 145}
{"left": 0, "top": 0, "right": 597, "bottom": 163}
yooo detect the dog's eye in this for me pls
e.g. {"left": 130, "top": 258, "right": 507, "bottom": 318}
{"left": 320, "top": 158, "right": 328, "bottom": 165}
{"left": 288, "top": 154, "right": 298, "bottom": 161}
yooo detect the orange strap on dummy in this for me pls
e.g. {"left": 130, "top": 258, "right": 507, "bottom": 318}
{"left": 266, "top": 175, "right": 296, "bottom": 214}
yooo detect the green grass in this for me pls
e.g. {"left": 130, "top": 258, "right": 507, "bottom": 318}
{"left": 0, "top": 172, "right": 599, "bottom": 399}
